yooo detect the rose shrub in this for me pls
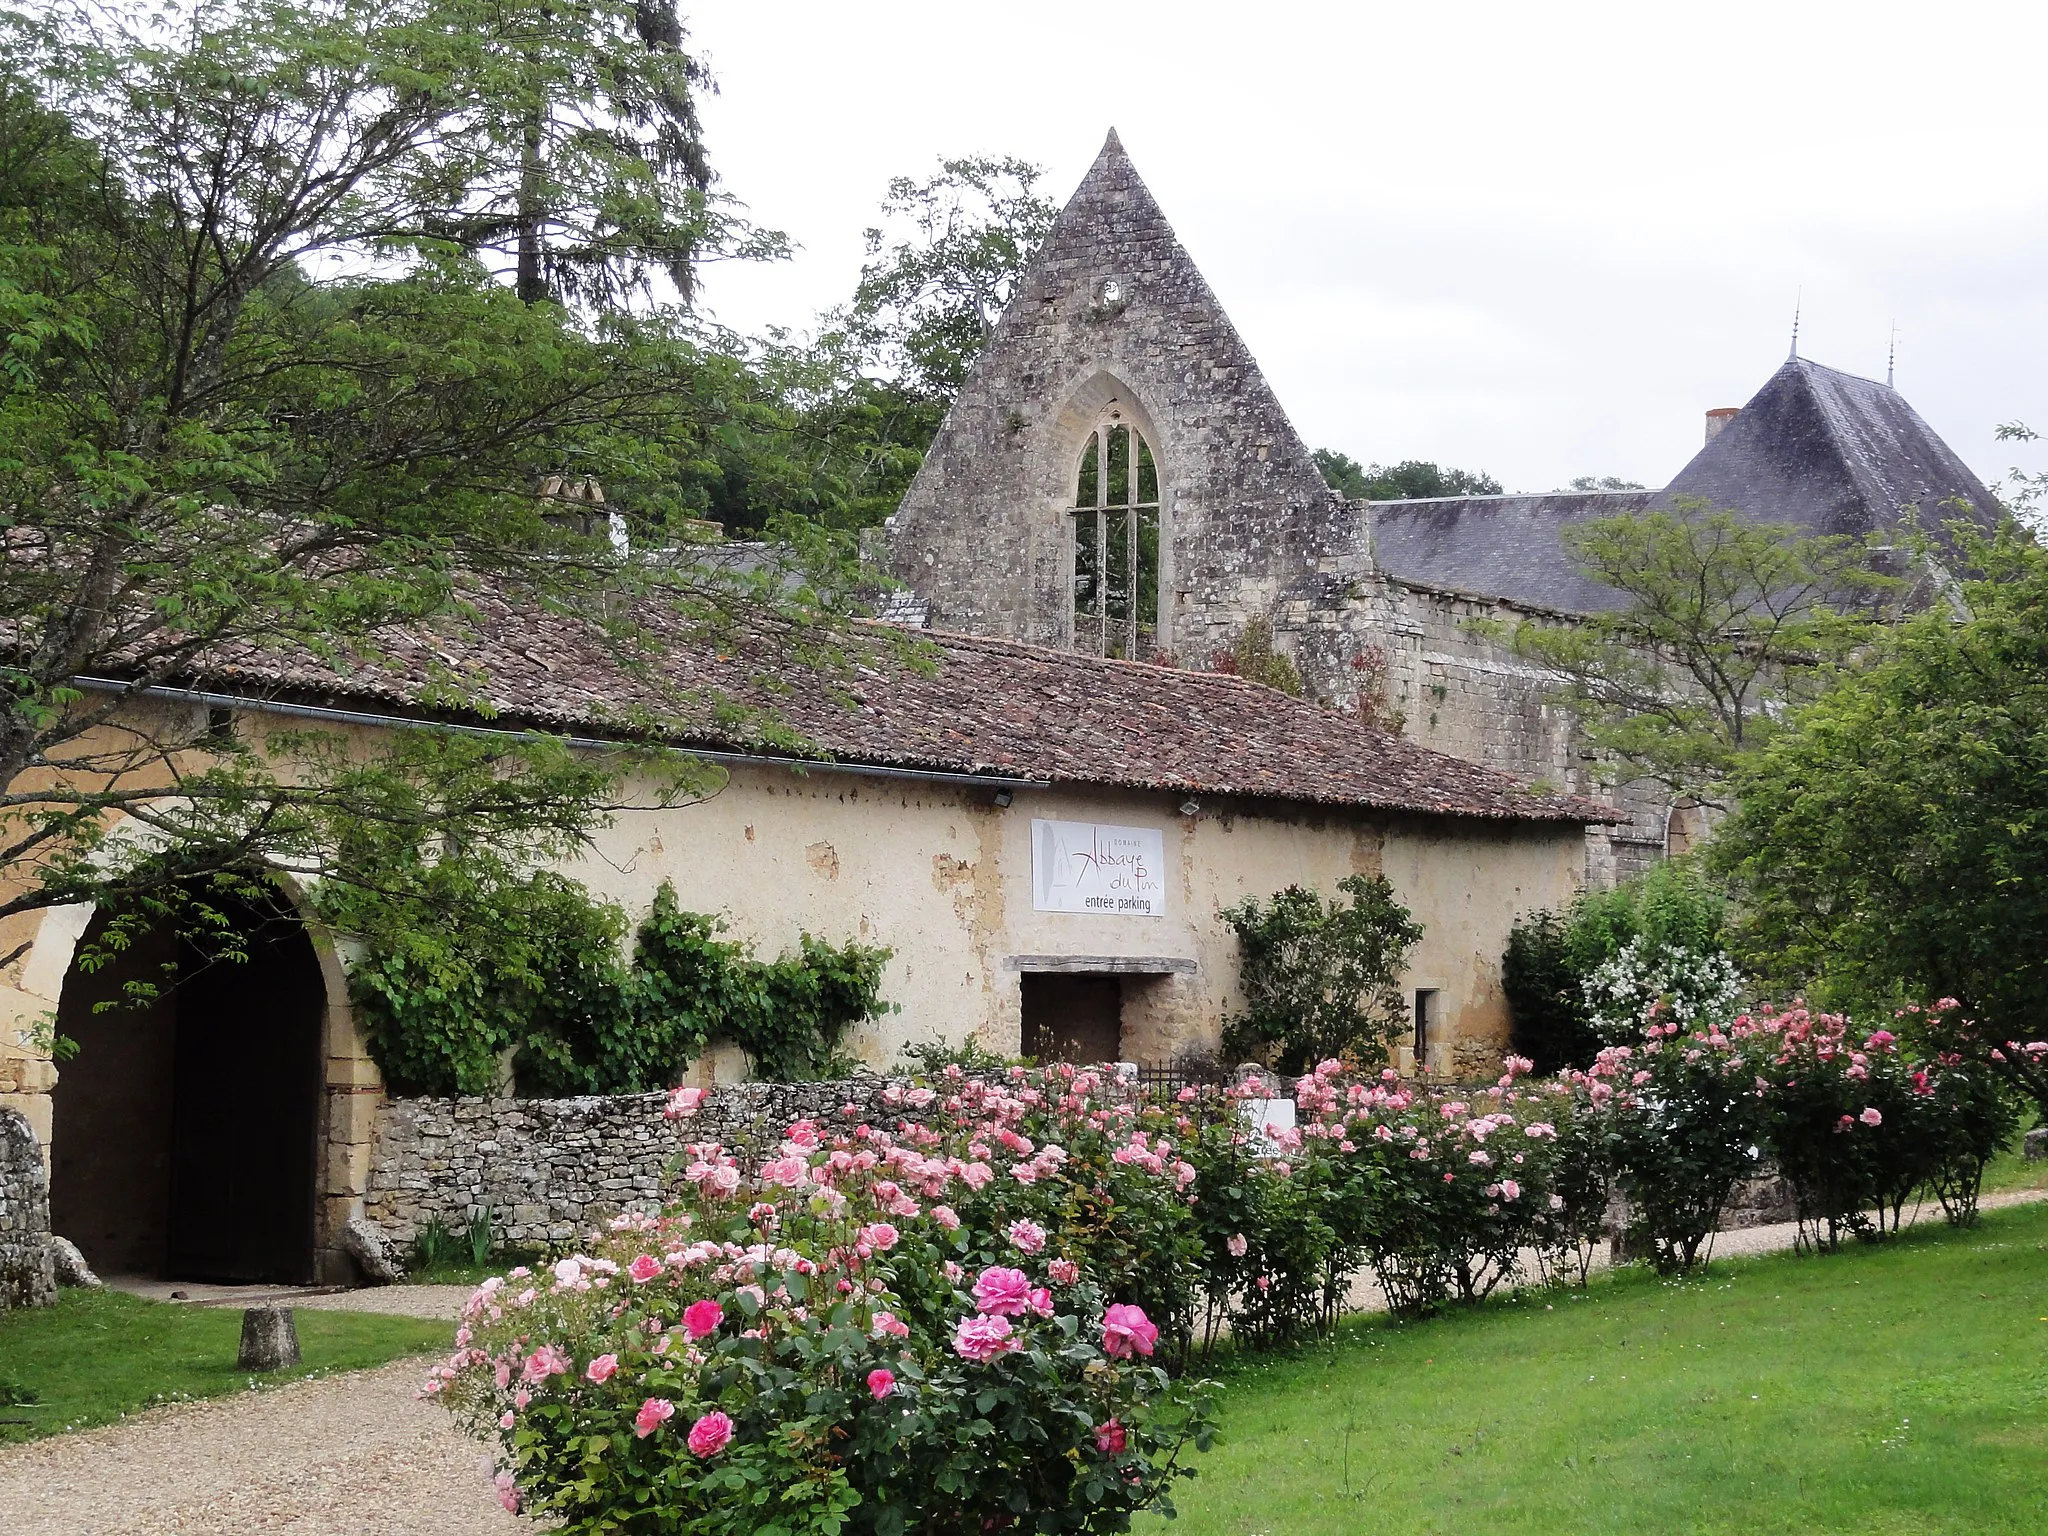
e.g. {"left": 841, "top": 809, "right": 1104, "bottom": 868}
{"left": 430, "top": 1085, "right": 1215, "bottom": 1534}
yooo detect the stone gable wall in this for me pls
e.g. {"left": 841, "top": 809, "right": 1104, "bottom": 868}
{"left": 889, "top": 134, "right": 1359, "bottom": 664}
{"left": 0, "top": 1106, "right": 54, "bottom": 1310}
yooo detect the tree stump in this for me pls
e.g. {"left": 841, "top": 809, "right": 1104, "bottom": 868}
{"left": 238, "top": 1305, "right": 301, "bottom": 1371}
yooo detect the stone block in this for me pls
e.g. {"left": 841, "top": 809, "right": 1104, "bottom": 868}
{"left": 2024, "top": 1126, "right": 2047, "bottom": 1161}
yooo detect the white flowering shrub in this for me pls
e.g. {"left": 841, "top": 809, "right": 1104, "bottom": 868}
{"left": 1581, "top": 936, "right": 1744, "bottom": 1045}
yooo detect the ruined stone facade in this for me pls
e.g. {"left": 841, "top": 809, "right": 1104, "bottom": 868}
{"left": 888, "top": 135, "right": 2003, "bottom": 886}
{"left": 887, "top": 131, "right": 1645, "bottom": 878}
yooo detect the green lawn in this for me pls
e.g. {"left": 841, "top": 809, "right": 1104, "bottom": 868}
{"left": 0, "top": 1288, "right": 453, "bottom": 1443}
{"left": 1982, "top": 1143, "right": 2048, "bottom": 1196}
{"left": 1146, "top": 1202, "right": 2048, "bottom": 1536}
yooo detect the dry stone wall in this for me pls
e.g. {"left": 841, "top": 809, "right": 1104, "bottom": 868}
{"left": 0, "top": 1106, "right": 54, "bottom": 1310}
{"left": 366, "top": 1079, "right": 914, "bottom": 1251}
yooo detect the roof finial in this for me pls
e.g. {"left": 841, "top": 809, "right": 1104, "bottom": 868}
{"left": 1886, "top": 320, "right": 1898, "bottom": 389}
{"left": 1789, "top": 288, "right": 1801, "bottom": 360}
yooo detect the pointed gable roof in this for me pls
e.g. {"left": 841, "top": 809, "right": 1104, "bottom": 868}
{"left": 888, "top": 130, "right": 1353, "bottom": 652}
{"left": 1659, "top": 358, "right": 2000, "bottom": 542}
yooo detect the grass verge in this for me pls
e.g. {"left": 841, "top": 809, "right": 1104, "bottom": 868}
{"left": 1142, "top": 1201, "right": 2048, "bottom": 1536}
{"left": 0, "top": 1288, "right": 452, "bottom": 1444}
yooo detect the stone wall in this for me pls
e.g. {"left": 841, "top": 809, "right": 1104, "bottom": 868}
{"left": 0, "top": 1106, "right": 55, "bottom": 1310}
{"left": 365, "top": 1079, "right": 914, "bottom": 1250}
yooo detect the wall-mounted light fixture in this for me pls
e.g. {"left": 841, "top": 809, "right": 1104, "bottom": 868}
{"left": 994, "top": 790, "right": 1014, "bottom": 808}
{"left": 1178, "top": 799, "right": 1200, "bottom": 818}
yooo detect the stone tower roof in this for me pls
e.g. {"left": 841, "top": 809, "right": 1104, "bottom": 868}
{"left": 887, "top": 130, "right": 1355, "bottom": 659}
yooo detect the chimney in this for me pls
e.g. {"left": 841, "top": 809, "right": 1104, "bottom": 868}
{"left": 1704, "top": 407, "right": 1739, "bottom": 444}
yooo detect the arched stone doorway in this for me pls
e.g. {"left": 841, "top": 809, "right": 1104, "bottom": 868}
{"left": 50, "top": 884, "right": 326, "bottom": 1284}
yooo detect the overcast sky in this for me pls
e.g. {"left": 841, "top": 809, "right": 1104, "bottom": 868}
{"left": 686, "top": 0, "right": 2048, "bottom": 496}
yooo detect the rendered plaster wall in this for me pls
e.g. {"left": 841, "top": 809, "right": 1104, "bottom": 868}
{"left": 557, "top": 763, "right": 1585, "bottom": 1074}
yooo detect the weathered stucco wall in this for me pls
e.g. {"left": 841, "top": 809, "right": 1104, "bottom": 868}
{"left": 560, "top": 762, "right": 1585, "bottom": 1073}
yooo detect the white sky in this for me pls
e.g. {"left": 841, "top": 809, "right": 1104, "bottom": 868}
{"left": 688, "top": 0, "right": 2048, "bottom": 496}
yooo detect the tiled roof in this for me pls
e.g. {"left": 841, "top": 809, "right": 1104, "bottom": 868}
{"left": 198, "top": 596, "right": 1612, "bottom": 825}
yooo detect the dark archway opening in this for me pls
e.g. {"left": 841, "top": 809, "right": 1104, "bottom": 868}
{"left": 50, "top": 885, "right": 324, "bottom": 1284}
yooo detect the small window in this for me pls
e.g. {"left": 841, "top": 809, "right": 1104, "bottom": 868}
{"left": 1413, "top": 988, "right": 1437, "bottom": 1061}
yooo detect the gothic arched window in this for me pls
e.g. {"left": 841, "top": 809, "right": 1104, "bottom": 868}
{"left": 1069, "top": 419, "right": 1159, "bottom": 659}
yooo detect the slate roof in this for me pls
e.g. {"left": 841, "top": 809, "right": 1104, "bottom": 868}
{"left": 1365, "top": 357, "right": 1998, "bottom": 615}
{"left": 188, "top": 596, "right": 1610, "bottom": 824}
{"left": 1368, "top": 491, "right": 1653, "bottom": 613}
{"left": 1658, "top": 357, "right": 2001, "bottom": 541}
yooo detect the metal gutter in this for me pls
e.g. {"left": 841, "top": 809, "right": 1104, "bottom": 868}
{"left": 69, "top": 675, "right": 1052, "bottom": 793}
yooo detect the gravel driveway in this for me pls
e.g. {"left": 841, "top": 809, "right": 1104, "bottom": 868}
{"left": 0, "top": 1356, "right": 517, "bottom": 1536}
{"left": 3, "top": 1187, "right": 2039, "bottom": 1533}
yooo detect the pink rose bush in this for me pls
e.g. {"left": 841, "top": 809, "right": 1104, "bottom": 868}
{"left": 435, "top": 1075, "right": 1214, "bottom": 1534}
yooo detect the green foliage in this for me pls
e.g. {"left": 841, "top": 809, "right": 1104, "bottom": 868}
{"left": 1312, "top": 451, "right": 1503, "bottom": 501}
{"left": 1220, "top": 875, "right": 1423, "bottom": 1074}
{"left": 330, "top": 865, "right": 635, "bottom": 1097}
{"left": 628, "top": 883, "right": 891, "bottom": 1082}
{"left": 1481, "top": 501, "right": 1900, "bottom": 801}
{"left": 1211, "top": 616, "right": 1303, "bottom": 696}
{"left": 0, "top": 2, "right": 879, "bottom": 959}
{"left": 846, "top": 156, "right": 1058, "bottom": 399}
{"left": 1563, "top": 474, "right": 1647, "bottom": 491}
{"left": 1504, "top": 862, "right": 1729, "bottom": 1070}
{"left": 896, "top": 1034, "right": 1016, "bottom": 1075}
{"left": 330, "top": 871, "right": 890, "bottom": 1095}
{"left": 1501, "top": 910, "right": 1600, "bottom": 1074}
{"left": 1713, "top": 524, "right": 2048, "bottom": 1117}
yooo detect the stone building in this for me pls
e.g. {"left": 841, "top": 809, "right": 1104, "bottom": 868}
{"left": 0, "top": 596, "right": 1603, "bottom": 1284}
{"left": 887, "top": 131, "right": 2001, "bottom": 878}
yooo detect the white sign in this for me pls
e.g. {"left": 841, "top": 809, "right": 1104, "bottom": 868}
{"left": 1031, "top": 819, "right": 1166, "bottom": 917}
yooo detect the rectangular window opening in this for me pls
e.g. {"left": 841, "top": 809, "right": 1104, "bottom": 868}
{"left": 1413, "top": 988, "right": 1437, "bottom": 1061}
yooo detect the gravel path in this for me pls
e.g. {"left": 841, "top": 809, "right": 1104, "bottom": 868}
{"left": 4, "top": 1187, "right": 2039, "bottom": 1533}
{"left": 0, "top": 1357, "right": 517, "bottom": 1536}
{"left": 295, "top": 1283, "right": 475, "bottom": 1320}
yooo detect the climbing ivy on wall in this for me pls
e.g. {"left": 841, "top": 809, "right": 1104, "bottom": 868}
{"left": 327, "top": 873, "right": 890, "bottom": 1096}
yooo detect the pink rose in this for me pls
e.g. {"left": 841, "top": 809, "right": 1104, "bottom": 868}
{"left": 664, "top": 1086, "right": 706, "bottom": 1120}
{"left": 1226, "top": 1233, "right": 1248, "bottom": 1259}
{"left": 627, "top": 1254, "right": 662, "bottom": 1284}
{"left": 634, "top": 1397, "right": 676, "bottom": 1438}
{"left": 1007, "top": 1219, "right": 1047, "bottom": 1255}
{"left": 1101, "top": 1303, "right": 1158, "bottom": 1360}
{"left": 972, "top": 1266, "right": 1033, "bottom": 1316}
{"left": 682, "top": 1299, "right": 724, "bottom": 1339}
{"left": 953, "top": 1313, "right": 1018, "bottom": 1363}
{"left": 867, "top": 1368, "right": 896, "bottom": 1400}
{"left": 871, "top": 1310, "right": 911, "bottom": 1339}
{"left": 1859, "top": 1107, "right": 1883, "bottom": 1126}
{"left": 493, "top": 1470, "right": 521, "bottom": 1514}
{"left": 584, "top": 1353, "right": 619, "bottom": 1384}
{"left": 1096, "top": 1418, "right": 1128, "bottom": 1455}
{"left": 1500, "top": 1180, "right": 1521, "bottom": 1201}
{"left": 686, "top": 1409, "right": 734, "bottom": 1458}
{"left": 1028, "top": 1287, "right": 1055, "bottom": 1318}
{"left": 859, "top": 1222, "right": 900, "bottom": 1251}
{"left": 931, "top": 1205, "right": 961, "bottom": 1231}
{"left": 1047, "top": 1259, "right": 1080, "bottom": 1286}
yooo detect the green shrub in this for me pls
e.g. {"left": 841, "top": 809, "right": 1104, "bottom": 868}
{"left": 336, "top": 872, "right": 889, "bottom": 1095}
{"left": 1504, "top": 861, "right": 1733, "bottom": 1070}
{"left": 1220, "top": 874, "right": 1423, "bottom": 1074}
